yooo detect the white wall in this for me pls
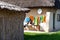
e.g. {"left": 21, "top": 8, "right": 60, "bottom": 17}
{"left": 49, "top": 12, "right": 53, "bottom": 31}
{"left": 45, "top": 12, "right": 50, "bottom": 32}
{"left": 55, "top": 9, "right": 60, "bottom": 30}
{"left": 39, "top": 12, "right": 53, "bottom": 32}
{"left": 46, "top": 12, "right": 53, "bottom": 32}
{"left": 45, "top": 10, "right": 60, "bottom": 32}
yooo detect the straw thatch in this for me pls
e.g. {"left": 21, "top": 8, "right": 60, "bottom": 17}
{"left": 0, "top": 1, "right": 30, "bottom": 11}
{"left": 0, "top": 0, "right": 55, "bottom": 7}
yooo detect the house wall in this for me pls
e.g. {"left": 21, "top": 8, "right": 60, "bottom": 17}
{"left": 26, "top": 8, "right": 47, "bottom": 17}
{"left": 46, "top": 12, "right": 54, "bottom": 32}
{"left": 26, "top": 7, "right": 56, "bottom": 32}
{"left": 55, "top": 9, "right": 60, "bottom": 30}
{"left": 0, "top": 9, "right": 26, "bottom": 40}
{"left": 26, "top": 8, "right": 56, "bottom": 17}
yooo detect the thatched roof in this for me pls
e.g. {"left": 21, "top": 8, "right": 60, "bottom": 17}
{"left": 1, "top": 0, "right": 55, "bottom": 7}
{"left": 0, "top": 1, "right": 30, "bottom": 12}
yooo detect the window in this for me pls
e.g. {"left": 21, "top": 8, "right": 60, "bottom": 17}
{"left": 57, "top": 14, "right": 60, "bottom": 21}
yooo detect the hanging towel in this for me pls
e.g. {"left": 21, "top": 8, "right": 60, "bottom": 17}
{"left": 40, "top": 16, "right": 43, "bottom": 23}
{"left": 44, "top": 16, "right": 46, "bottom": 22}
{"left": 38, "top": 17, "right": 40, "bottom": 24}
{"left": 34, "top": 17, "right": 38, "bottom": 25}
{"left": 24, "top": 17, "right": 30, "bottom": 23}
{"left": 29, "top": 15, "right": 34, "bottom": 22}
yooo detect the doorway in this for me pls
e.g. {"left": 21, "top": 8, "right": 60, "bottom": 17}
{"left": 53, "top": 13, "right": 55, "bottom": 30}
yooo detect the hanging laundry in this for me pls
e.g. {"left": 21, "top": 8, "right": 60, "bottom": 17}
{"left": 44, "top": 15, "right": 46, "bottom": 22}
{"left": 38, "top": 17, "right": 40, "bottom": 24}
{"left": 29, "top": 15, "right": 34, "bottom": 22}
{"left": 41, "top": 15, "right": 46, "bottom": 23}
{"left": 34, "top": 17, "right": 38, "bottom": 25}
{"left": 23, "top": 17, "right": 30, "bottom": 26}
{"left": 40, "top": 15, "right": 46, "bottom": 23}
{"left": 40, "top": 16, "right": 43, "bottom": 23}
{"left": 24, "top": 17, "right": 30, "bottom": 23}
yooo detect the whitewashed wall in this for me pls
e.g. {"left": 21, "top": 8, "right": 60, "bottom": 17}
{"left": 49, "top": 12, "right": 53, "bottom": 31}
{"left": 46, "top": 12, "right": 53, "bottom": 32}
{"left": 55, "top": 9, "right": 60, "bottom": 30}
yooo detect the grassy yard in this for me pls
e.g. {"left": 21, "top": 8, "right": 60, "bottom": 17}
{"left": 24, "top": 31, "right": 60, "bottom": 40}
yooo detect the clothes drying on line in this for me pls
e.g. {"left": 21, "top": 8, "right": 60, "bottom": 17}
{"left": 29, "top": 15, "right": 34, "bottom": 22}
{"left": 24, "top": 17, "right": 30, "bottom": 23}
{"left": 40, "top": 16, "right": 43, "bottom": 23}
{"left": 40, "top": 15, "right": 46, "bottom": 23}
{"left": 34, "top": 17, "right": 38, "bottom": 25}
{"left": 24, "top": 15, "right": 46, "bottom": 26}
{"left": 38, "top": 17, "right": 40, "bottom": 24}
{"left": 44, "top": 15, "right": 46, "bottom": 22}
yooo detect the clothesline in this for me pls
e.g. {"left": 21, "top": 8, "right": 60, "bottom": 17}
{"left": 24, "top": 15, "right": 46, "bottom": 26}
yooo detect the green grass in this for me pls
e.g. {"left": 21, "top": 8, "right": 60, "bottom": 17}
{"left": 24, "top": 31, "right": 60, "bottom": 40}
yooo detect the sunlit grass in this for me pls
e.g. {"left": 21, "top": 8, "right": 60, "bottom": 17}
{"left": 24, "top": 31, "right": 60, "bottom": 40}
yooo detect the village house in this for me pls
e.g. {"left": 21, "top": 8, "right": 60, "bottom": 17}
{"left": 0, "top": 0, "right": 60, "bottom": 40}
{"left": 17, "top": 0, "right": 60, "bottom": 32}
{"left": 0, "top": 0, "right": 30, "bottom": 40}
{"left": 1, "top": 0, "right": 60, "bottom": 40}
